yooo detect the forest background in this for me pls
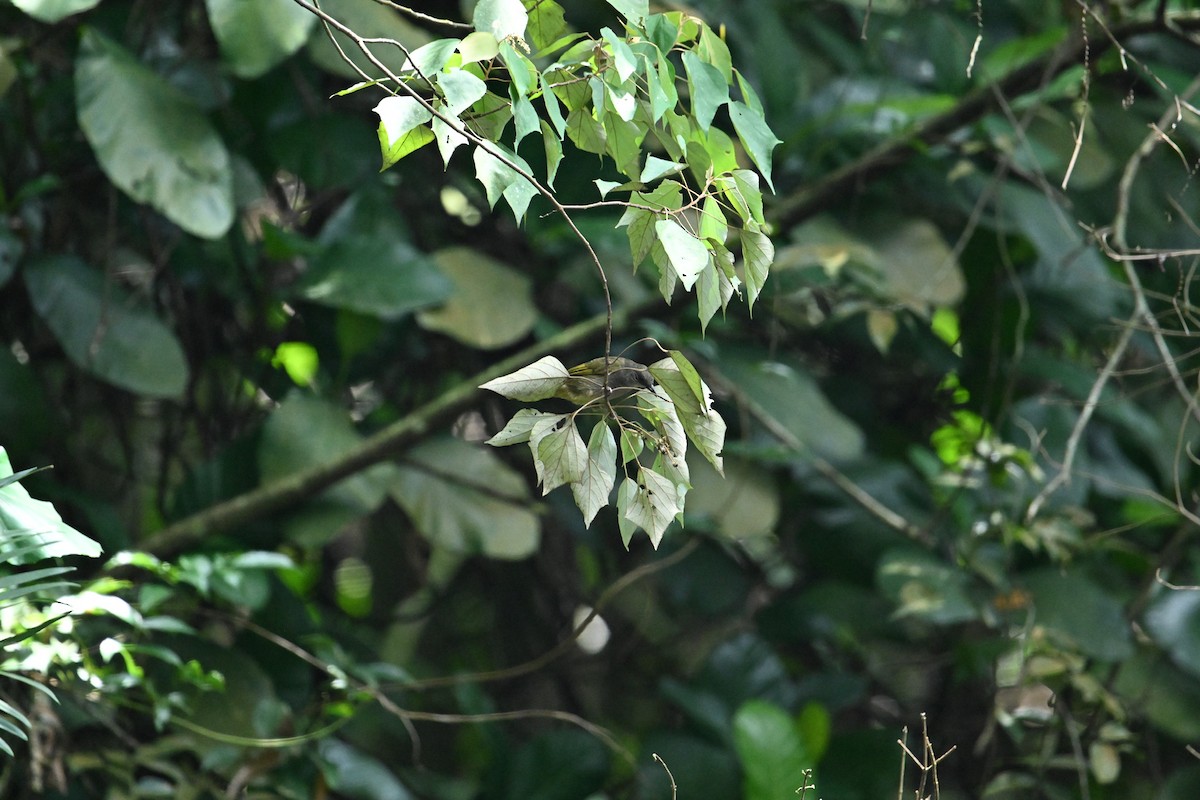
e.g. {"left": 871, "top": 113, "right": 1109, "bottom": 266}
{"left": 3, "top": 0, "right": 1200, "bottom": 798}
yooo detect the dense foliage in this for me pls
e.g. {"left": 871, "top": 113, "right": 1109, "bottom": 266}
{"left": 3, "top": 0, "right": 1200, "bottom": 798}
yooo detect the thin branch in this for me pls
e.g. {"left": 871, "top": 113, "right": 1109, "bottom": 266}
{"left": 772, "top": 15, "right": 1200, "bottom": 232}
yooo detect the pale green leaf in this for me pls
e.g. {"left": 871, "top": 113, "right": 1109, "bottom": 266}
{"left": 682, "top": 51, "right": 728, "bottom": 131}
{"left": 474, "top": 0, "right": 528, "bottom": 39}
{"left": 512, "top": 94, "right": 539, "bottom": 148}
{"left": 595, "top": 179, "right": 623, "bottom": 198}
{"left": 641, "top": 156, "right": 684, "bottom": 183}
{"left": 298, "top": 238, "right": 451, "bottom": 319}
{"left": 637, "top": 389, "right": 689, "bottom": 484}
{"left": 391, "top": 438, "right": 539, "bottom": 559}
{"left": 618, "top": 180, "right": 683, "bottom": 267}
{"left": 76, "top": 30, "right": 233, "bottom": 239}
{"left": 699, "top": 195, "right": 728, "bottom": 243}
{"left": 432, "top": 112, "right": 469, "bottom": 166}
{"left": 25, "top": 256, "right": 188, "bottom": 398}
{"left": 601, "top": 27, "right": 638, "bottom": 82}
{"left": 697, "top": 23, "right": 733, "bottom": 82}
{"left": 401, "top": 38, "right": 459, "bottom": 76}
{"left": 573, "top": 423, "right": 618, "bottom": 527}
{"left": 655, "top": 219, "right": 709, "bottom": 291}
{"left": 696, "top": 262, "right": 720, "bottom": 332}
{"left": 439, "top": 70, "right": 488, "bottom": 116}
{"left": 541, "top": 120, "right": 564, "bottom": 186}
{"left": 487, "top": 409, "right": 561, "bottom": 446}
{"left": 623, "top": 466, "right": 680, "bottom": 548}
{"left": 616, "top": 478, "right": 639, "bottom": 548}
{"left": 11, "top": 0, "right": 98, "bottom": 23}
{"left": 620, "top": 429, "right": 645, "bottom": 464}
{"left": 605, "top": 0, "right": 648, "bottom": 26}
{"left": 473, "top": 144, "right": 537, "bottom": 221}
{"left": 649, "top": 355, "right": 724, "bottom": 473}
{"left": 479, "top": 356, "right": 571, "bottom": 401}
{"left": 0, "top": 447, "right": 102, "bottom": 561}
{"left": 459, "top": 31, "right": 500, "bottom": 62}
{"left": 541, "top": 72, "right": 567, "bottom": 137}
{"left": 374, "top": 96, "right": 433, "bottom": 146}
{"left": 499, "top": 41, "right": 537, "bottom": 97}
{"left": 728, "top": 102, "right": 781, "bottom": 192}
{"left": 464, "top": 91, "right": 513, "bottom": 140}
{"left": 532, "top": 416, "right": 588, "bottom": 495}
{"left": 741, "top": 219, "right": 773, "bottom": 310}
{"left": 206, "top": 0, "right": 315, "bottom": 78}
{"left": 718, "top": 170, "right": 765, "bottom": 225}
{"left": 416, "top": 246, "right": 537, "bottom": 349}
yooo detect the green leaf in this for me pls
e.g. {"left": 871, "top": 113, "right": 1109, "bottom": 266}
{"left": 473, "top": 143, "right": 537, "bottom": 221}
{"left": 258, "top": 399, "right": 394, "bottom": 547}
{"left": 487, "top": 409, "right": 561, "bottom": 446}
{"left": 512, "top": 94, "right": 539, "bottom": 148}
{"left": 479, "top": 356, "right": 571, "bottom": 401}
{"left": 718, "top": 169, "right": 765, "bottom": 225}
{"left": 465, "top": 91, "right": 514, "bottom": 140}
{"left": 416, "top": 246, "right": 537, "bottom": 349}
{"left": 541, "top": 119, "right": 564, "bottom": 186}
{"left": 655, "top": 219, "right": 709, "bottom": 291}
{"left": 524, "top": 0, "right": 567, "bottom": 52}
{"left": 641, "top": 155, "right": 684, "bottom": 183}
{"left": 622, "top": 465, "right": 680, "bottom": 548}
{"left": 696, "top": 262, "right": 720, "bottom": 332}
{"left": 1023, "top": 569, "right": 1132, "bottom": 661}
{"left": 432, "top": 112, "right": 469, "bottom": 166}
{"left": 10, "top": 0, "right": 99, "bottom": 23}
{"left": 0, "top": 448, "right": 102, "bottom": 561}
{"left": 205, "top": 0, "right": 315, "bottom": 78}
{"left": 572, "top": 423, "right": 617, "bottom": 527}
{"left": 697, "top": 23, "right": 733, "bottom": 82}
{"left": 682, "top": 51, "right": 728, "bottom": 132}
{"left": 741, "top": 219, "right": 773, "bottom": 310}
{"left": 1145, "top": 589, "right": 1200, "bottom": 680}
{"left": 605, "top": 0, "right": 648, "bottom": 27}
{"left": 272, "top": 342, "right": 319, "bottom": 387}
{"left": 297, "top": 238, "right": 451, "bottom": 319}
{"left": 439, "top": 69, "right": 488, "bottom": 116}
{"left": 601, "top": 27, "right": 638, "bottom": 82}
{"left": 76, "top": 29, "right": 234, "bottom": 239}
{"left": 391, "top": 438, "right": 539, "bottom": 559}
{"left": 458, "top": 31, "right": 500, "bottom": 63}
{"left": 716, "top": 356, "right": 865, "bottom": 461}
{"left": 567, "top": 106, "right": 607, "bottom": 155}
{"left": 402, "top": 38, "right": 459, "bottom": 76}
{"left": 733, "top": 700, "right": 814, "bottom": 800}
{"left": 728, "top": 101, "right": 781, "bottom": 192}
{"left": 24, "top": 256, "right": 189, "bottom": 398}
{"left": 541, "top": 72, "right": 567, "bottom": 137}
{"left": 531, "top": 416, "right": 588, "bottom": 495}
{"left": 500, "top": 40, "right": 538, "bottom": 98}
{"left": 618, "top": 180, "right": 683, "bottom": 267}
{"left": 373, "top": 96, "right": 434, "bottom": 169}
{"left": 474, "top": 0, "right": 528, "bottom": 40}
{"left": 649, "top": 356, "right": 725, "bottom": 474}
{"left": 636, "top": 389, "right": 689, "bottom": 485}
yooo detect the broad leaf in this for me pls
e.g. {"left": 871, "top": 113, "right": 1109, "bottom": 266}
{"left": 682, "top": 51, "right": 728, "bottom": 132}
{"left": 11, "top": 0, "right": 99, "bottom": 23}
{"left": 0, "top": 448, "right": 102, "bottom": 561}
{"left": 206, "top": 0, "right": 315, "bottom": 78}
{"left": 25, "top": 256, "right": 188, "bottom": 398}
{"left": 655, "top": 219, "right": 710, "bottom": 291}
{"left": 474, "top": 0, "right": 527, "bottom": 39}
{"left": 76, "top": 30, "right": 234, "bottom": 239}
{"left": 741, "top": 220, "right": 774, "bottom": 310}
{"left": 531, "top": 416, "right": 588, "bottom": 494}
{"left": 487, "top": 409, "right": 561, "bottom": 446}
{"left": 298, "top": 238, "right": 451, "bottom": 319}
{"left": 572, "top": 423, "right": 618, "bottom": 527}
{"left": 728, "top": 102, "right": 781, "bottom": 191}
{"left": 733, "top": 700, "right": 814, "bottom": 800}
{"left": 417, "top": 247, "right": 536, "bottom": 349}
{"left": 374, "top": 96, "right": 434, "bottom": 169}
{"left": 480, "top": 356, "right": 571, "bottom": 401}
{"left": 621, "top": 466, "right": 680, "bottom": 548}
{"left": 391, "top": 438, "right": 539, "bottom": 559}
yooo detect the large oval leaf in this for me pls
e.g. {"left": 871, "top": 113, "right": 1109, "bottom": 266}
{"left": 76, "top": 29, "right": 234, "bottom": 239}
{"left": 206, "top": 0, "right": 316, "bottom": 78}
{"left": 24, "top": 256, "right": 188, "bottom": 398}
{"left": 297, "top": 238, "right": 451, "bottom": 319}
{"left": 416, "top": 247, "right": 536, "bottom": 349}
{"left": 11, "top": 0, "right": 100, "bottom": 23}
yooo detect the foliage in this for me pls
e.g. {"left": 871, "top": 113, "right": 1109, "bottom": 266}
{"left": 2, "top": 0, "right": 1200, "bottom": 799}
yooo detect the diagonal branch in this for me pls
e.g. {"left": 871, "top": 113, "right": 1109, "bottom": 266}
{"left": 136, "top": 300, "right": 661, "bottom": 559}
{"left": 772, "top": 15, "right": 1200, "bottom": 232}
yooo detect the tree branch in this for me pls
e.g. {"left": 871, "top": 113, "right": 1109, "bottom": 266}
{"left": 772, "top": 15, "right": 1200, "bottom": 231}
{"left": 137, "top": 300, "right": 661, "bottom": 559}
